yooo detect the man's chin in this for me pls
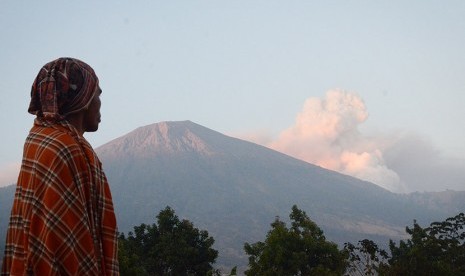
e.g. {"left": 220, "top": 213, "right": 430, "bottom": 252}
{"left": 85, "top": 125, "right": 99, "bottom": 133}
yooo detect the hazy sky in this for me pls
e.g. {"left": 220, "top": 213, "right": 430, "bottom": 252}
{"left": 1, "top": 1, "right": 464, "bottom": 192}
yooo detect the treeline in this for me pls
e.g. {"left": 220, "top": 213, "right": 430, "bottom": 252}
{"left": 119, "top": 206, "right": 465, "bottom": 275}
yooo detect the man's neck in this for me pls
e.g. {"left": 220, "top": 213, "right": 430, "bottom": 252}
{"left": 66, "top": 113, "right": 85, "bottom": 136}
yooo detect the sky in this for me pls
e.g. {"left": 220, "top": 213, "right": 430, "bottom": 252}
{"left": 1, "top": 1, "right": 464, "bottom": 193}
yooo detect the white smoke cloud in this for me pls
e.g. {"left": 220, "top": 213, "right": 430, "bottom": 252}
{"left": 259, "top": 90, "right": 406, "bottom": 192}
{"left": 0, "top": 162, "right": 20, "bottom": 187}
{"left": 235, "top": 90, "right": 465, "bottom": 193}
{"left": 384, "top": 133, "right": 465, "bottom": 192}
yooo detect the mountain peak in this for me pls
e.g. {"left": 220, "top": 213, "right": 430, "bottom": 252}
{"left": 84, "top": 120, "right": 465, "bottom": 270}
{"left": 97, "top": 120, "right": 219, "bottom": 158}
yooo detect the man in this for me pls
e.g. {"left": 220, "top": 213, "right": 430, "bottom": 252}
{"left": 1, "top": 58, "right": 119, "bottom": 275}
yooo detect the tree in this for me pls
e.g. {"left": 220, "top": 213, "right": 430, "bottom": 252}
{"left": 207, "top": 266, "right": 237, "bottom": 276}
{"left": 118, "top": 206, "right": 218, "bottom": 275}
{"left": 383, "top": 212, "right": 465, "bottom": 275}
{"left": 244, "top": 205, "right": 347, "bottom": 275}
{"left": 344, "top": 239, "right": 389, "bottom": 276}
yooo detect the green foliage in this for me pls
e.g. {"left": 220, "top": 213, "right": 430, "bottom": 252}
{"left": 344, "top": 239, "right": 389, "bottom": 276}
{"left": 207, "top": 266, "right": 237, "bottom": 276}
{"left": 118, "top": 205, "right": 465, "bottom": 276}
{"left": 244, "top": 205, "right": 347, "bottom": 275}
{"left": 382, "top": 212, "right": 465, "bottom": 275}
{"left": 118, "top": 206, "right": 218, "bottom": 276}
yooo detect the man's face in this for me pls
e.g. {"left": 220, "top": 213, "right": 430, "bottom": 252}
{"left": 84, "top": 87, "right": 102, "bottom": 132}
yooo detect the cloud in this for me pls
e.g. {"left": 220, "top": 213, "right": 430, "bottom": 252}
{"left": 384, "top": 133, "right": 465, "bottom": 192}
{"left": 0, "top": 162, "right": 20, "bottom": 187}
{"left": 241, "top": 90, "right": 407, "bottom": 192}
{"left": 237, "top": 90, "right": 465, "bottom": 193}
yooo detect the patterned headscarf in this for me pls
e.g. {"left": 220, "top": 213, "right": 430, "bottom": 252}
{"left": 28, "top": 57, "right": 99, "bottom": 121}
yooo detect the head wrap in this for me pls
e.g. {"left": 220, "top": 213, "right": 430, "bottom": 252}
{"left": 28, "top": 57, "right": 99, "bottom": 121}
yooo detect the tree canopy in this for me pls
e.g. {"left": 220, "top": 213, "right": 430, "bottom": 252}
{"left": 118, "top": 206, "right": 218, "bottom": 276}
{"left": 117, "top": 204, "right": 465, "bottom": 276}
{"left": 344, "top": 212, "right": 465, "bottom": 276}
{"left": 384, "top": 212, "right": 465, "bottom": 275}
{"left": 244, "top": 205, "right": 347, "bottom": 275}
{"left": 344, "top": 239, "right": 389, "bottom": 275}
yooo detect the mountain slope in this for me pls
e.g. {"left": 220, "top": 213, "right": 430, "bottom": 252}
{"left": 96, "top": 120, "right": 456, "bottom": 269}
{"left": 1, "top": 121, "right": 462, "bottom": 270}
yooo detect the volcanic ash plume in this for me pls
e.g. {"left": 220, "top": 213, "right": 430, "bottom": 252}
{"left": 269, "top": 90, "right": 405, "bottom": 192}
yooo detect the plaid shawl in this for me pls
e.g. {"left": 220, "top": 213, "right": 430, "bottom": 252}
{"left": 1, "top": 120, "right": 118, "bottom": 275}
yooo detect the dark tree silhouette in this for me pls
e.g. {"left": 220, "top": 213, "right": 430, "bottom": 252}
{"left": 244, "top": 205, "right": 347, "bottom": 275}
{"left": 118, "top": 206, "right": 218, "bottom": 276}
{"left": 384, "top": 212, "right": 465, "bottom": 275}
{"left": 344, "top": 239, "right": 389, "bottom": 275}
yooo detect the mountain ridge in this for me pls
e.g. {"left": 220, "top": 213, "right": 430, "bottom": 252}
{"left": 95, "top": 120, "right": 462, "bottom": 269}
{"left": 1, "top": 120, "right": 463, "bottom": 270}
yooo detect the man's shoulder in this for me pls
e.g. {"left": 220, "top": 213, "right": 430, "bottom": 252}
{"left": 29, "top": 125, "right": 81, "bottom": 150}
{"left": 27, "top": 125, "right": 87, "bottom": 168}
